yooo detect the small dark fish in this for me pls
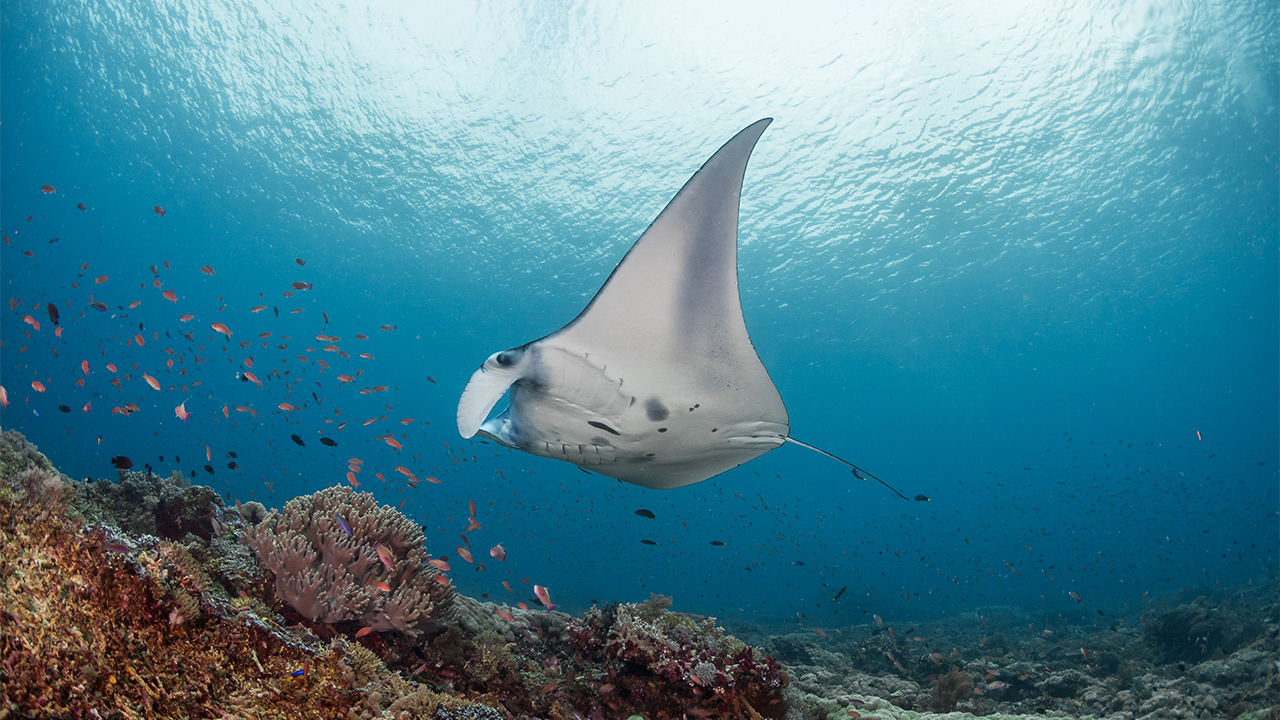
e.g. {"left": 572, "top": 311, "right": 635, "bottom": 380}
{"left": 90, "top": 301, "right": 107, "bottom": 312}
{"left": 110, "top": 456, "right": 133, "bottom": 469}
{"left": 204, "top": 464, "right": 215, "bottom": 474}
{"left": 795, "top": 561, "right": 805, "bottom": 566}
{"left": 58, "top": 405, "right": 71, "bottom": 413}
{"left": 320, "top": 437, "right": 337, "bottom": 447}
{"left": 46, "top": 303, "right": 59, "bottom": 326}
{"left": 228, "top": 451, "right": 237, "bottom": 458}
{"left": 914, "top": 494, "right": 931, "bottom": 502}
{"left": 291, "top": 281, "right": 313, "bottom": 290}
{"left": 322, "top": 310, "right": 329, "bottom": 324}
{"left": 640, "top": 539, "right": 658, "bottom": 545}
{"left": 335, "top": 513, "right": 353, "bottom": 537}
{"left": 175, "top": 455, "right": 180, "bottom": 463}
{"left": 833, "top": 585, "right": 847, "bottom": 602}
{"left": 710, "top": 540, "right": 725, "bottom": 546}
{"left": 158, "top": 456, "right": 164, "bottom": 462}
{"left": 1096, "top": 608, "right": 1105, "bottom": 616}
{"left": 634, "top": 509, "right": 656, "bottom": 519}
{"left": 227, "top": 462, "right": 238, "bottom": 470}
{"left": 77, "top": 203, "right": 86, "bottom": 210}
{"left": 273, "top": 306, "right": 279, "bottom": 317}
{"left": 295, "top": 258, "right": 305, "bottom": 266}
{"left": 290, "top": 434, "right": 305, "bottom": 447}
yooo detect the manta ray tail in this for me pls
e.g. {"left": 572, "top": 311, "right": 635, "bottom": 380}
{"left": 785, "top": 437, "right": 911, "bottom": 501}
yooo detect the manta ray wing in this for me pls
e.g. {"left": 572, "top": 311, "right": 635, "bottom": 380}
{"left": 458, "top": 118, "right": 789, "bottom": 490}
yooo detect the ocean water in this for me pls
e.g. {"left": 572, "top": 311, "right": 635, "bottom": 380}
{"left": 1, "top": 0, "right": 1276, "bottom": 631}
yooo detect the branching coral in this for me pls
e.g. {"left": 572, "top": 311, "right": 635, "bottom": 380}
{"left": 243, "top": 485, "right": 453, "bottom": 636}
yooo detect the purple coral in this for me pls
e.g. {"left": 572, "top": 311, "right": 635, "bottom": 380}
{"left": 243, "top": 485, "right": 452, "bottom": 636}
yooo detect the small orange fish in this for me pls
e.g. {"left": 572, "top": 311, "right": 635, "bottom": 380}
{"left": 466, "top": 516, "right": 481, "bottom": 531}
{"left": 129, "top": 300, "right": 143, "bottom": 308}
{"left": 250, "top": 305, "right": 267, "bottom": 313}
{"left": 337, "top": 375, "right": 355, "bottom": 384}
{"left": 134, "top": 334, "right": 146, "bottom": 346}
{"left": 278, "top": 403, "right": 295, "bottom": 412}
{"left": 533, "top": 585, "right": 556, "bottom": 611}
{"left": 199, "top": 265, "right": 215, "bottom": 275}
{"left": 243, "top": 371, "right": 261, "bottom": 385}
{"left": 210, "top": 322, "right": 232, "bottom": 338}
{"left": 55, "top": 327, "right": 63, "bottom": 338}
{"left": 94, "top": 275, "right": 108, "bottom": 284}
{"left": 179, "top": 314, "right": 194, "bottom": 322}
{"left": 346, "top": 472, "right": 359, "bottom": 488}
{"left": 457, "top": 546, "right": 474, "bottom": 563}
{"left": 359, "top": 353, "right": 375, "bottom": 360}
{"left": 428, "top": 558, "right": 451, "bottom": 572}
{"left": 493, "top": 607, "right": 516, "bottom": 622}
{"left": 41, "top": 184, "right": 55, "bottom": 193}
{"left": 374, "top": 581, "right": 391, "bottom": 592}
{"left": 395, "top": 466, "right": 414, "bottom": 477}
{"left": 354, "top": 627, "right": 373, "bottom": 639}
{"left": 206, "top": 445, "right": 212, "bottom": 462}
{"left": 31, "top": 380, "right": 46, "bottom": 392}
{"left": 143, "top": 373, "right": 161, "bottom": 391}
{"left": 21, "top": 315, "right": 39, "bottom": 331}
{"left": 355, "top": 334, "right": 368, "bottom": 339}
{"left": 81, "top": 360, "right": 90, "bottom": 376}
{"left": 384, "top": 437, "right": 402, "bottom": 451}
{"left": 375, "top": 543, "right": 394, "bottom": 570}
{"left": 174, "top": 401, "right": 191, "bottom": 422}
{"left": 82, "top": 401, "right": 91, "bottom": 413}
{"left": 813, "top": 628, "right": 827, "bottom": 638}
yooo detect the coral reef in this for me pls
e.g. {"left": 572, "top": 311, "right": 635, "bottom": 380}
{"left": 243, "top": 485, "right": 454, "bottom": 636}
{"left": 1, "top": 430, "right": 1274, "bottom": 720}
{"left": 566, "top": 593, "right": 789, "bottom": 718}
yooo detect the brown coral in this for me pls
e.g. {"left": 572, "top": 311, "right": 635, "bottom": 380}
{"left": 243, "top": 485, "right": 452, "bottom": 636}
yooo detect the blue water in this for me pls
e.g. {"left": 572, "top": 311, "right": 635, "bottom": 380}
{"left": 2, "top": 0, "right": 1276, "bottom": 629}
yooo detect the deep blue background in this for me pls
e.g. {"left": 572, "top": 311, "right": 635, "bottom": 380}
{"left": 2, "top": 0, "right": 1276, "bottom": 628}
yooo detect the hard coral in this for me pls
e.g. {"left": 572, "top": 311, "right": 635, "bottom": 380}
{"left": 244, "top": 485, "right": 453, "bottom": 636}
{"left": 567, "top": 593, "right": 788, "bottom": 719}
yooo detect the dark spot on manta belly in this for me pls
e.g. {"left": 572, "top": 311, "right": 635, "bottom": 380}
{"left": 657, "top": 428, "right": 667, "bottom": 433}
{"left": 645, "top": 397, "right": 669, "bottom": 421}
{"left": 587, "top": 421, "right": 620, "bottom": 436}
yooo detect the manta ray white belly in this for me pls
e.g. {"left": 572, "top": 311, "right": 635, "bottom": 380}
{"left": 458, "top": 118, "right": 792, "bottom": 490}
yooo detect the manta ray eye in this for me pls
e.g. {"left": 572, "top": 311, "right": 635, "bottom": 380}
{"left": 494, "top": 350, "right": 520, "bottom": 367}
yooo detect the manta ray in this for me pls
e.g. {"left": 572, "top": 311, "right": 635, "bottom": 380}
{"left": 458, "top": 118, "right": 909, "bottom": 498}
